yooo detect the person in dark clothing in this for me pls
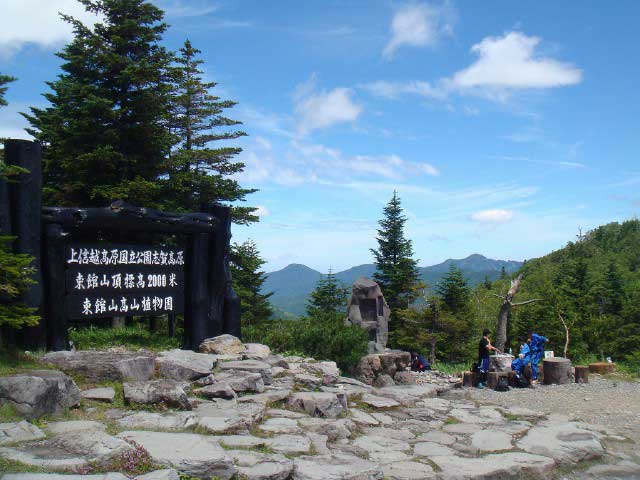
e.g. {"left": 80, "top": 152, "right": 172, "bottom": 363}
{"left": 410, "top": 351, "right": 431, "bottom": 372}
{"left": 477, "top": 329, "right": 499, "bottom": 388}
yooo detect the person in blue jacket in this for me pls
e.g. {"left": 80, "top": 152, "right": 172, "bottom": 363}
{"left": 511, "top": 336, "right": 531, "bottom": 376}
{"left": 529, "top": 331, "right": 549, "bottom": 383}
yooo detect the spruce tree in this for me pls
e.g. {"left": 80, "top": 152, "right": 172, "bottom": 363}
{"left": 230, "top": 240, "right": 273, "bottom": 326}
{"left": 24, "top": 0, "right": 174, "bottom": 207}
{"left": 0, "top": 73, "right": 16, "bottom": 107}
{"left": 371, "top": 191, "right": 422, "bottom": 337}
{"left": 165, "top": 40, "right": 256, "bottom": 222}
{"left": 436, "top": 264, "right": 471, "bottom": 315}
{"left": 306, "top": 269, "right": 349, "bottom": 318}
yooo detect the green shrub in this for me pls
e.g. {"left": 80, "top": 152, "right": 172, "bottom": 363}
{"left": 243, "top": 313, "right": 369, "bottom": 373}
{"left": 69, "top": 324, "right": 180, "bottom": 351}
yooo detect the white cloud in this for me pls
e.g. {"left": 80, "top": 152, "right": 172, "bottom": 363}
{"left": 293, "top": 76, "right": 362, "bottom": 134}
{"left": 470, "top": 209, "right": 514, "bottom": 224}
{"left": 156, "top": 0, "right": 219, "bottom": 18}
{"left": 451, "top": 32, "right": 582, "bottom": 91}
{"left": 360, "top": 80, "right": 445, "bottom": 100}
{"left": 0, "top": 103, "right": 35, "bottom": 140}
{"left": 0, "top": 0, "right": 100, "bottom": 59}
{"left": 255, "top": 205, "right": 270, "bottom": 218}
{"left": 383, "top": 3, "right": 454, "bottom": 59}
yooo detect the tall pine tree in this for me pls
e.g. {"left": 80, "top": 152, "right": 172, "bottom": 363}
{"left": 230, "top": 240, "right": 273, "bottom": 326}
{"left": 166, "top": 40, "right": 256, "bottom": 222}
{"left": 24, "top": 0, "right": 174, "bottom": 207}
{"left": 306, "top": 270, "right": 349, "bottom": 318}
{"left": 0, "top": 74, "right": 15, "bottom": 108}
{"left": 436, "top": 264, "right": 471, "bottom": 315}
{"left": 371, "top": 191, "right": 422, "bottom": 340}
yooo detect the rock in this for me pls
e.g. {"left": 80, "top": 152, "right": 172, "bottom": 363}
{"left": 294, "top": 373, "right": 322, "bottom": 388}
{"left": 288, "top": 392, "right": 347, "bottom": 418}
{"left": 350, "top": 409, "right": 380, "bottom": 426}
{"left": 193, "top": 400, "right": 265, "bottom": 433}
{"left": 470, "top": 430, "right": 513, "bottom": 452}
{"left": 293, "top": 453, "right": 384, "bottom": 479}
{"left": 0, "top": 430, "right": 134, "bottom": 471}
{"left": 359, "top": 393, "right": 400, "bottom": 409}
{"left": 393, "top": 371, "right": 415, "bottom": 385}
{"left": 354, "top": 351, "right": 411, "bottom": 385}
{"left": 431, "top": 452, "right": 555, "bottom": 480}
{"left": 298, "top": 418, "right": 356, "bottom": 441}
{"left": 123, "top": 380, "right": 191, "bottom": 410}
{"left": 41, "top": 351, "right": 155, "bottom": 382}
{"left": 243, "top": 343, "right": 272, "bottom": 360}
{"left": 215, "top": 371, "right": 265, "bottom": 393}
{"left": 265, "top": 354, "right": 290, "bottom": 369}
{"left": 45, "top": 421, "right": 105, "bottom": 435}
{"left": 199, "top": 334, "right": 245, "bottom": 355}
{"left": 0, "top": 421, "right": 46, "bottom": 446}
{"left": 266, "top": 434, "right": 311, "bottom": 454}
{"left": 116, "top": 411, "right": 196, "bottom": 431}
{"left": 363, "top": 426, "right": 414, "bottom": 440}
{"left": 259, "top": 417, "right": 301, "bottom": 435}
{"left": 352, "top": 435, "right": 411, "bottom": 461}
{"left": 218, "top": 360, "right": 273, "bottom": 385}
{"left": 306, "top": 432, "right": 330, "bottom": 455}
{"left": 517, "top": 420, "right": 605, "bottom": 464}
{"left": 382, "top": 461, "right": 436, "bottom": 479}
{"left": 0, "top": 370, "right": 80, "bottom": 419}
{"left": 193, "top": 374, "right": 216, "bottom": 386}
{"left": 227, "top": 450, "right": 294, "bottom": 480}
{"left": 194, "top": 382, "right": 237, "bottom": 400}
{"left": 1, "top": 475, "right": 128, "bottom": 480}
{"left": 415, "top": 430, "right": 455, "bottom": 445}
{"left": 156, "top": 349, "right": 216, "bottom": 381}
{"left": 81, "top": 387, "right": 115, "bottom": 403}
{"left": 413, "top": 441, "right": 456, "bottom": 457}
{"left": 489, "top": 354, "right": 515, "bottom": 372}
{"left": 300, "top": 361, "right": 340, "bottom": 385}
{"left": 134, "top": 470, "right": 180, "bottom": 480}
{"left": 237, "top": 389, "right": 291, "bottom": 405}
{"left": 373, "top": 373, "right": 395, "bottom": 388}
{"left": 118, "top": 431, "right": 235, "bottom": 479}
{"left": 266, "top": 409, "right": 306, "bottom": 419}
{"left": 371, "top": 412, "right": 394, "bottom": 425}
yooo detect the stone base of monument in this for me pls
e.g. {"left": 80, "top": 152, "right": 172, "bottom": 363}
{"left": 489, "top": 354, "right": 514, "bottom": 372}
{"left": 543, "top": 357, "right": 572, "bottom": 385}
{"left": 575, "top": 366, "right": 589, "bottom": 383}
{"left": 589, "top": 362, "right": 616, "bottom": 374}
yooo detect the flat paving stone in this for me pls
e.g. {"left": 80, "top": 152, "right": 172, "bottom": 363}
{"left": 470, "top": 430, "right": 513, "bottom": 452}
{"left": 0, "top": 421, "right": 46, "bottom": 446}
{"left": 431, "top": 451, "right": 555, "bottom": 480}
{"left": 117, "top": 431, "right": 236, "bottom": 479}
{"left": 1, "top": 475, "right": 128, "bottom": 480}
{"left": 81, "top": 387, "right": 116, "bottom": 403}
{"left": 116, "top": 411, "right": 196, "bottom": 431}
{"left": 258, "top": 417, "right": 301, "bottom": 434}
{"left": 413, "top": 441, "right": 457, "bottom": 457}
{"left": 292, "top": 453, "right": 384, "bottom": 479}
{"left": 414, "top": 430, "right": 456, "bottom": 445}
{"left": 359, "top": 393, "right": 400, "bottom": 409}
{"left": 227, "top": 450, "right": 294, "bottom": 480}
{"left": 382, "top": 461, "right": 436, "bottom": 479}
{"left": 45, "top": 421, "right": 106, "bottom": 435}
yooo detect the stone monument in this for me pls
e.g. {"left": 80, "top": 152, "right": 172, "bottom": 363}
{"left": 345, "top": 277, "right": 389, "bottom": 353}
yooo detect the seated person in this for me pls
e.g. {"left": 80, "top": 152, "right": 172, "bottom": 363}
{"left": 511, "top": 336, "right": 531, "bottom": 376}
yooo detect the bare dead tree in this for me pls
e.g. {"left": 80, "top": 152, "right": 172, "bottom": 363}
{"left": 493, "top": 273, "right": 542, "bottom": 351}
{"left": 558, "top": 313, "right": 570, "bottom": 358}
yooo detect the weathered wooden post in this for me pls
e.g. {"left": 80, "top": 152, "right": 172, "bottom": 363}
{"left": 4, "top": 140, "right": 46, "bottom": 350}
{"left": 43, "top": 223, "right": 68, "bottom": 350}
{"left": 575, "top": 366, "right": 589, "bottom": 383}
{"left": 184, "top": 232, "right": 210, "bottom": 350}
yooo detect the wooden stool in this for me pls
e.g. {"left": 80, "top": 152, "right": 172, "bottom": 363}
{"left": 543, "top": 357, "right": 572, "bottom": 384}
{"left": 575, "top": 366, "right": 589, "bottom": 383}
{"left": 588, "top": 362, "right": 615, "bottom": 374}
{"left": 486, "top": 371, "right": 509, "bottom": 389}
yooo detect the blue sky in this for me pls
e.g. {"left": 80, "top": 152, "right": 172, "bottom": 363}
{"left": 1, "top": 1, "right": 639, "bottom": 272}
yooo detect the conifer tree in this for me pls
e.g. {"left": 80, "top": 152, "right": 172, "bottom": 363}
{"left": 371, "top": 191, "right": 422, "bottom": 337}
{"left": 230, "top": 240, "right": 273, "bottom": 326}
{"left": 0, "top": 73, "right": 15, "bottom": 107}
{"left": 436, "top": 264, "right": 471, "bottom": 314}
{"left": 165, "top": 40, "right": 256, "bottom": 222}
{"left": 306, "top": 270, "right": 349, "bottom": 318}
{"left": 24, "top": 0, "right": 174, "bottom": 207}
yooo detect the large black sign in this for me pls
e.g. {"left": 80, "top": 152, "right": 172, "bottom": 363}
{"left": 65, "top": 244, "right": 185, "bottom": 319}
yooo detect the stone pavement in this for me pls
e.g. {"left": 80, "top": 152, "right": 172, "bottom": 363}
{"left": 0, "top": 337, "right": 638, "bottom": 479}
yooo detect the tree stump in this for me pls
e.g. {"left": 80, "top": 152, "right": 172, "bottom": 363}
{"left": 575, "top": 366, "right": 589, "bottom": 384}
{"left": 543, "top": 357, "right": 572, "bottom": 385}
{"left": 487, "top": 372, "right": 509, "bottom": 389}
{"left": 463, "top": 371, "right": 477, "bottom": 387}
{"left": 589, "top": 362, "right": 615, "bottom": 374}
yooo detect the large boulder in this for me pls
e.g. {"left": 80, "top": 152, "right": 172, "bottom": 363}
{"left": 155, "top": 349, "right": 216, "bottom": 381}
{"left": 199, "top": 334, "right": 245, "bottom": 355}
{"left": 41, "top": 351, "right": 155, "bottom": 383}
{"left": 0, "top": 370, "right": 80, "bottom": 419}
{"left": 354, "top": 351, "right": 411, "bottom": 385}
{"left": 123, "top": 380, "right": 191, "bottom": 410}
{"left": 218, "top": 360, "right": 273, "bottom": 385}
{"left": 287, "top": 392, "right": 347, "bottom": 418}
{"left": 215, "top": 370, "right": 265, "bottom": 393}
{"left": 243, "top": 343, "right": 272, "bottom": 360}
{"left": 300, "top": 361, "right": 339, "bottom": 385}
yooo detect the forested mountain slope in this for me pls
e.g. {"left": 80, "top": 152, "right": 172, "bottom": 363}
{"left": 510, "top": 220, "right": 640, "bottom": 363}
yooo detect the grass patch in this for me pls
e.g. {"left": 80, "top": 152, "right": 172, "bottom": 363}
{"left": 432, "top": 362, "right": 470, "bottom": 375}
{"left": 503, "top": 413, "right": 521, "bottom": 422}
{"left": 0, "top": 403, "right": 22, "bottom": 422}
{"left": 444, "top": 416, "right": 460, "bottom": 425}
{"left": 69, "top": 325, "right": 180, "bottom": 351}
{"left": 0, "top": 347, "right": 47, "bottom": 376}
{"left": 0, "top": 457, "right": 47, "bottom": 474}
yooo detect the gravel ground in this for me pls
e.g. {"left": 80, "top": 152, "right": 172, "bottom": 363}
{"left": 467, "top": 374, "right": 640, "bottom": 442}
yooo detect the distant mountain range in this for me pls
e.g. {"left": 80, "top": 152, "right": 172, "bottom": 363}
{"left": 264, "top": 254, "right": 524, "bottom": 318}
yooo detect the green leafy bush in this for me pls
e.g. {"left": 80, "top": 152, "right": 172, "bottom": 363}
{"left": 69, "top": 325, "right": 180, "bottom": 351}
{"left": 243, "top": 313, "right": 369, "bottom": 373}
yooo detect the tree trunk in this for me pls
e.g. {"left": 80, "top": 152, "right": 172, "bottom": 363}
{"left": 496, "top": 274, "right": 523, "bottom": 351}
{"left": 543, "top": 357, "right": 572, "bottom": 385}
{"left": 575, "top": 366, "right": 589, "bottom": 383}
{"left": 558, "top": 313, "right": 570, "bottom": 358}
